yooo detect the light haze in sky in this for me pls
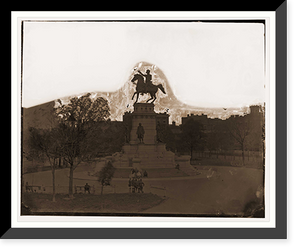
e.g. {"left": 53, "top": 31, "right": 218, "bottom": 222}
{"left": 22, "top": 21, "right": 265, "bottom": 108}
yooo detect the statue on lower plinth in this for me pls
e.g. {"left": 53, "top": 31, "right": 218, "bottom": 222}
{"left": 136, "top": 123, "right": 145, "bottom": 144}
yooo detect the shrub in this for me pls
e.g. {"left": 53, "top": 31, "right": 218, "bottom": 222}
{"left": 98, "top": 161, "right": 116, "bottom": 194}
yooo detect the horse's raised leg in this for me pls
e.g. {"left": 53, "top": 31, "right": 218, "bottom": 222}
{"left": 151, "top": 94, "right": 156, "bottom": 103}
{"left": 132, "top": 92, "right": 136, "bottom": 100}
{"left": 146, "top": 93, "right": 154, "bottom": 103}
{"left": 135, "top": 92, "right": 140, "bottom": 103}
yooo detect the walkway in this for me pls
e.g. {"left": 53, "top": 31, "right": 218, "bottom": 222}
{"left": 23, "top": 166, "right": 263, "bottom": 215}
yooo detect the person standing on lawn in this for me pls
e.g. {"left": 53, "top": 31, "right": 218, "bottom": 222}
{"left": 84, "top": 183, "right": 91, "bottom": 194}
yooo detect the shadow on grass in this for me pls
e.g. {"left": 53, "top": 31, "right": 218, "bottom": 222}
{"left": 21, "top": 192, "right": 165, "bottom": 215}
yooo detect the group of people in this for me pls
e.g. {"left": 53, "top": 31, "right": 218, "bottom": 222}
{"left": 128, "top": 168, "right": 147, "bottom": 193}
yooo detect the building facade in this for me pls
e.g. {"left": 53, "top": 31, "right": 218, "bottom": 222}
{"left": 180, "top": 105, "right": 264, "bottom": 153}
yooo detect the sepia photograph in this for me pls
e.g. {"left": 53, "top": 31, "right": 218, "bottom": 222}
{"left": 20, "top": 19, "right": 267, "bottom": 218}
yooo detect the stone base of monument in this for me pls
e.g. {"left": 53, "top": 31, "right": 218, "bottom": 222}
{"left": 174, "top": 155, "right": 200, "bottom": 176}
{"left": 112, "top": 143, "right": 177, "bottom": 169}
{"left": 107, "top": 103, "right": 194, "bottom": 171}
{"left": 174, "top": 155, "right": 191, "bottom": 166}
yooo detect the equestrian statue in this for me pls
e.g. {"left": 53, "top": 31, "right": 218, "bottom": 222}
{"left": 131, "top": 69, "right": 166, "bottom": 103}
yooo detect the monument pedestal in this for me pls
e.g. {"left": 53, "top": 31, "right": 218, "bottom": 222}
{"left": 111, "top": 103, "right": 179, "bottom": 169}
{"left": 112, "top": 143, "right": 176, "bottom": 169}
{"left": 129, "top": 103, "right": 156, "bottom": 145}
{"left": 132, "top": 157, "right": 141, "bottom": 169}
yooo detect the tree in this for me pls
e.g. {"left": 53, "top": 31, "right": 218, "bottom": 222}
{"left": 156, "top": 122, "right": 176, "bottom": 152}
{"left": 55, "top": 93, "right": 110, "bottom": 198}
{"left": 179, "top": 118, "right": 203, "bottom": 159}
{"left": 204, "top": 122, "right": 233, "bottom": 158}
{"left": 226, "top": 115, "right": 251, "bottom": 166}
{"left": 28, "top": 127, "right": 61, "bottom": 201}
{"left": 98, "top": 161, "right": 116, "bottom": 195}
{"left": 102, "top": 122, "right": 126, "bottom": 154}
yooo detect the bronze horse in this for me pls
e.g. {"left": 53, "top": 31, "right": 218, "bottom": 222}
{"left": 131, "top": 74, "right": 166, "bottom": 103}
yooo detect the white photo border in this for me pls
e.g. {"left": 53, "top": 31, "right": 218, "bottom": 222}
{"left": 11, "top": 11, "right": 276, "bottom": 229}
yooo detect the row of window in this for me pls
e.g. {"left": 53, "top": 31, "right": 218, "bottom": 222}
{"left": 132, "top": 115, "right": 155, "bottom": 119}
{"left": 136, "top": 107, "right": 153, "bottom": 111}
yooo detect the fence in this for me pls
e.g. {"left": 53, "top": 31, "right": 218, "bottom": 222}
{"left": 190, "top": 150, "right": 263, "bottom": 168}
{"left": 24, "top": 183, "right": 169, "bottom": 198}
{"left": 24, "top": 184, "right": 117, "bottom": 195}
{"left": 192, "top": 150, "right": 262, "bottom": 158}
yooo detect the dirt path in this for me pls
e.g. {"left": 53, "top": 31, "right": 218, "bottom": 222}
{"left": 142, "top": 168, "right": 263, "bottom": 215}
{"left": 23, "top": 166, "right": 263, "bottom": 215}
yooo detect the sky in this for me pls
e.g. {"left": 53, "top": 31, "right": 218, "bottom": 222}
{"left": 22, "top": 21, "right": 265, "bottom": 109}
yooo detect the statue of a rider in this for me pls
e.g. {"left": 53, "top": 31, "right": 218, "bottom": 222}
{"left": 138, "top": 69, "right": 152, "bottom": 94}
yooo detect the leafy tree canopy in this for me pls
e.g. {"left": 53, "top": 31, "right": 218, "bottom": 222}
{"left": 180, "top": 119, "right": 203, "bottom": 148}
{"left": 55, "top": 93, "right": 110, "bottom": 126}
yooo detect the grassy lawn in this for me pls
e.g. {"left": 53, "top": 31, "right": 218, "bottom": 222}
{"left": 22, "top": 192, "right": 164, "bottom": 215}
{"left": 191, "top": 156, "right": 263, "bottom": 169}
